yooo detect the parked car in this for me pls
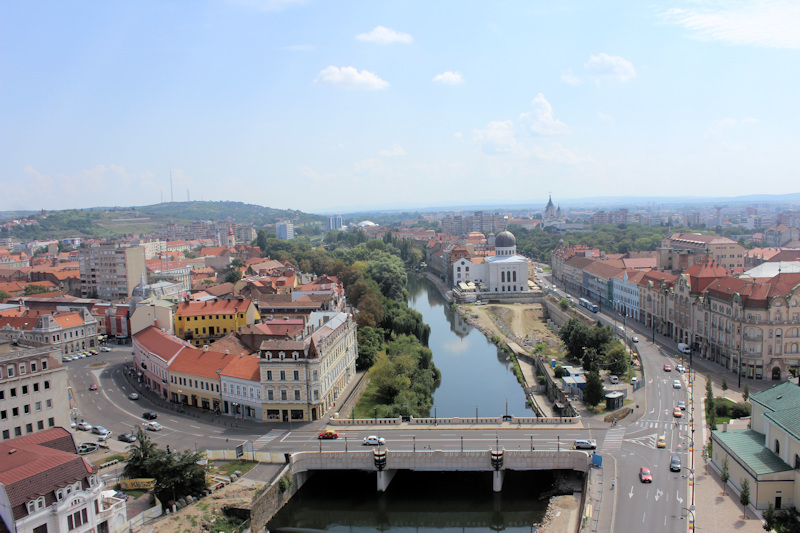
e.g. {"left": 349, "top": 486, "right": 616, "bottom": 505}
{"left": 128, "top": 392, "right": 139, "bottom": 400}
{"left": 77, "top": 443, "right": 98, "bottom": 455}
{"left": 363, "top": 435, "right": 385, "bottom": 446}
{"left": 90, "top": 350, "right": 99, "bottom": 355}
{"left": 144, "top": 421, "right": 162, "bottom": 431}
{"left": 608, "top": 375, "right": 619, "bottom": 384}
{"left": 319, "top": 429, "right": 339, "bottom": 439}
{"left": 101, "top": 346, "right": 111, "bottom": 352}
{"left": 657, "top": 435, "right": 666, "bottom": 448}
{"left": 670, "top": 455, "right": 682, "bottom": 472}
{"left": 76, "top": 422, "right": 92, "bottom": 431}
{"left": 91, "top": 426, "right": 110, "bottom": 435}
{"left": 573, "top": 439, "right": 597, "bottom": 450}
{"left": 673, "top": 379, "right": 682, "bottom": 389}
{"left": 61, "top": 356, "right": 71, "bottom": 363}
{"left": 632, "top": 336, "right": 639, "bottom": 343}
{"left": 639, "top": 466, "right": 653, "bottom": 483}
{"left": 118, "top": 433, "right": 137, "bottom": 443}
{"left": 142, "top": 412, "right": 158, "bottom": 420}
{"left": 97, "top": 431, "right": 112, "bottom": 442}
{"left": 89, "top": 384, "right": 98, "bottom": 391}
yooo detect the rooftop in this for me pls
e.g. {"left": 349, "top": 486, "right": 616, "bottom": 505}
{"left": 712, "top": 429, "right": 793, "bottom": 476}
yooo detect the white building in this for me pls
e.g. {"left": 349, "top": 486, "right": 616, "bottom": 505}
{"left": 276, "top": 222, "right": 294, "bottom": 240}
{"left": 452, "top": 230, "right": 530, "bottom": 295}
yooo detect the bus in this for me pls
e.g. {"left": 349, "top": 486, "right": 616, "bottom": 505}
{"left": 579, "top": 298, "right": 599, "bottom": 313}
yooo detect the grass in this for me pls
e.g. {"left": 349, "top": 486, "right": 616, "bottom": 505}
{"left": 211, "top": 460, "right": 257, "bottom": 476}
{"left": 91, "top": 454, "right": 126, "bottom": 466}
{"left": 353, "top": 381, "right": 383, "bottom": 419}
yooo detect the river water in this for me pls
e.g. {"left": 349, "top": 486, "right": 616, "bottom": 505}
{"left": 266, "top": 276, "right": 548, "bottom": 532}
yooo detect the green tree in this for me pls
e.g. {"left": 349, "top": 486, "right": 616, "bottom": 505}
{"left": 559, "top": 298, "right": 570, "bottom": 310}
{"left": 708, "top": 402, "right": 718, "bottom": 430}
{"left": 720, "top": 456, "right": 730, "bottom": 494}
{"left": 740, "top": 478, "right": 751, "bottom": 519}
{"left": 706, "top": 374, "right": 713, "bottom": 396}
{"left": 722, "top": 375, "right": 728, "bottom": 396}
{"left": 0, "top": 290, "right": 11, "bottom": 299}
{"left": 356, "top": 326, "right": 382, "bottom": 370}
{"left": 256, "top": 229, "right": 268, "bottom": 255}
{"left": 224, "top": 270, "right": 242, "bottom": 284}
{"left": 743, "top": 383, "right": 750, "bottom": 402}
{"left": 24, "top": 284, "right": 54, "bottom": 295}
{"left": 582, "top": 347, "right": 599, "bottom": 373}
{"left": 763, "top": 502, "right": 775, "bottom": 531}
{"left": 583, "top": 370, "right": 605, "bottom": 407}
{"left": 365, "top": 254, "right": 407, "bottom": 301}
{"left": 604, "top": 343, "right": 629, "bottom": 376}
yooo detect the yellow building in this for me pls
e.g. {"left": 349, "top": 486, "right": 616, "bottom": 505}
{"left": 174, "top": 298, "right": 259, "bottom": 347}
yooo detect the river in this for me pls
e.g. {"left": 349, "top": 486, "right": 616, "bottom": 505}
{"left": 266, "top": 275, "right": 548, "bottom": 532}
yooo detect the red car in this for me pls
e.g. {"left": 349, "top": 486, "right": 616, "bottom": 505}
{"left": 318, "top": 429, "right": 339, "bottom": 439}
{"left": 89, "top": 384, "right": 98, "bottom": 391}
{"left": 640, "top": 467, "right": 653, "bottom": 483}
{"left": 663, "top": 364, "right": 672, "bottom": 372}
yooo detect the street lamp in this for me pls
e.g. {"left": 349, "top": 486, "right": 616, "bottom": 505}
{"left": 681, "top": 507, "right": 696, "bottom": 531}
{"left": 374, "top": 406, "right": 377, "bottom": 423}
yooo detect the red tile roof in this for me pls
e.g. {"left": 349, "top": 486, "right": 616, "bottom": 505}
{"left": 168, "top": 347, "right": 238, "bottom": 379}
{"left": 219, "top": 353, "right": 260, "bottom": 381}
{"left": 175, "top": 298, "right": 252, "bottom": 317}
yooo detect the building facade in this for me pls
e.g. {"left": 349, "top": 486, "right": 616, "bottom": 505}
{"left": 79, "top": 243, "right": 146, "bottom": 301}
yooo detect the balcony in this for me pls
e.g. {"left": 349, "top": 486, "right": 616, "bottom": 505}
{"left": 743, "top": 335, "right": 763, "bottom": 342}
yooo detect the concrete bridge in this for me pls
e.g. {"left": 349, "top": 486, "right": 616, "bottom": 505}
{"left": 291, "top": 449, "right": 592, "bottom": 492}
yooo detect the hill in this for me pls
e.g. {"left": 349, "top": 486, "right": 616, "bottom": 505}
{"left": 135, "top": 201, "right": 326, "bottom": 226}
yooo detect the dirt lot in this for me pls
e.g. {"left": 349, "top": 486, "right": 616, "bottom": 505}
{"left": 463, "top": 302, "right": 561, "bottom": 349}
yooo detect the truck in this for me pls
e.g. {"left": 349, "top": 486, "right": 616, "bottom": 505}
{"left": 678, "top": 343, "right": 691, "bottom": 354}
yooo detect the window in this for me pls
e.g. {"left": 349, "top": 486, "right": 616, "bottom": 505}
{"left": 775, "top": 440, "right": 780, "bottom": 454}
{"left": 22, "top": 385, "right": 28, "bottom": 395}
{"left": 48, "top": 417, "right": 54, "bottom": 427}
{"left": 37, "top": 420, "right": 43, "bottom": 430}
{"left": 31, "top": 362, "right": 37, "bottom": 372}
{"left": 266, "top": 370, "right": 272, "bottom": 380}
{"left": 280, "top": 390, "right": 287, "bottom": 401}
{"left": 19, "top": 363, "right": 26, "bottom": 375}
{"left": 44, "top": 380, "right": 50, "bottom": 390}
{"left": 267, "top": 390, "right": 274, "bottom": 400}
{"left": 33, "top": 383, "right": 39, "bottom": 392}
{"left": 46, "top": 399, "right": 52, "bottom": 408}
{"left": 67, "top": 508, "right": 88, "bottom": 530}
{"left": 280, "top": 371, "right": 286, "bottom": 381}
{"left": 10, "top": 388, "right": 16, "bottom": 398}
{"left": 294, "top": 390, "right": 301, "bottom": 401}
{"left": 293, "top": 370, "right": 299, "bottom": 381}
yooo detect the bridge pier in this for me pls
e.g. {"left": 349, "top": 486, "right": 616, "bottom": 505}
{"left": 377, "top": 469, "right": 397, "bottom": 492}
{"left": 492, "top": 469, "right": 505, "bottom": 492}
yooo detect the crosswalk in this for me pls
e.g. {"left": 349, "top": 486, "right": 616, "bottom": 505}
{"left": 252, "top": 429, "right": 286, "bottom": 449}
{"left": 632, "top": 419, "right": 689, "bottom": 432}
{"left": 600, "top": 427, "right": 625, "bottom": 452}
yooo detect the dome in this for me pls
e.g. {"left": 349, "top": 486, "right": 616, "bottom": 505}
{"left": 495, "top": 230, "right": 516, "bottom": 248}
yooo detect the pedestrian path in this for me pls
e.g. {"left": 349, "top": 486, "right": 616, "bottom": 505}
{"left": 630, "top": 419, "right": 689, "bottom": 431}
{"left": 252, "top": 429, "right": 286, "bottom": 449}
{"left": 600, "top": 427, "right": 625, "bottom": 452}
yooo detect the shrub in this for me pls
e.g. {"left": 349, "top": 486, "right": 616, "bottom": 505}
{"left": 730, "top": 402, "right": 751, "bottom": 419}
{"left": 537, "top": 375, "right": 546, "bottom": 385}
{"left": 278, "top": 476, "right": 292, "bottom": 493}
{"left": 715, "top": 402, "right": 731, "bottom": 418}
{"left": 553, "top": 365, "right": 566, "bottom": 378}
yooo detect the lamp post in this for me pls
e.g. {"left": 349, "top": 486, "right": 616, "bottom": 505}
{"left": 475, "top": 405, "right": 479, "bottom": 423}
{"left": 681, "top": 507, "right": 696, "bottom": 531}
{"left": 374, "top": 406, "right": 377, "bottom": 423}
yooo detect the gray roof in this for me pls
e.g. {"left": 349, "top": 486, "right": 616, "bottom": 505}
{"left": 495, "top": 230, "right": 516, "bottom": 248}
{"left": 712, "top": 429, "right": 793, "bottom": 476}
{"left": 765, "top": 408, "right": 800, "bottom": 442}
{"left": 750, "top": 381, "right": 800, "bottom": 413}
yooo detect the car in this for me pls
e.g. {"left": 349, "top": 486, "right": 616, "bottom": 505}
{"left": 91, "top": 425, "right": 109, "bottom": 435}
{"left": 639, "top": 467, "right": 653, "bottom": 483}
{"left": 663, "top": 364, "right": 672, "bottom": 372}
{"left": 573, "top": 439, "right": 597, "bottom": 450}
{"left": 319, "top": 429, "right": 339, "bottom": 439}
{"left": 657, "top": 435, "right": 666, "bottom": 448}
{"left": 118, "top": 433, "right": 137, "bottom": 443}
{"left": 90, "top": 350, "right": 99, "bottom": 355}
{"left": 128, "top": 392, "right": 139, "bottom": 400}
{"left": 677, "top": 400, "right": 686, "bottom": 410}
{"left": 608, "top": 375, "right": 619, "bottom": 384}
{"left": 76, "top": 422, "right": 92, "bottom": 431}
{"left": 70, "top": 420, "right": 77, "bottom": 428}
{"left": 97, "top": 431, "right": 112, "bottom": 442}
{"left": 101, "top": 346, "right": 111, "bottom": 352}
{"left": 61, "top": 356, "right": 71, "bottom": 362}
{"left": 673, "top": 379, "right": 682, "bottom": 389}
{"left": 632, "top": 336, "right": 639, "bottom": 343}
{"left": 670, "top": 455, "right": 682, "bottom": 472}
{"left": 144, "top": 421, "right": 162, "bottom": 431}
{"left": 676, "top": 364, "right": 685, "bottom": 373}
{"left": 76, "top": 353, "right": 86, "bottom": 358}
{"left": 673, "top": 407, "right": 682, "bottom": 418}
{"left": 89, "top": 384, "right": 98, "bottom": 391}
{"left": 142, "top": 412, "right": 158, "bottom": 420}
{"left": 77, "top": 443, "right": 98, "bottom": 455}
{"left": 363, "top": 435, "right": 385, "bottom": 446}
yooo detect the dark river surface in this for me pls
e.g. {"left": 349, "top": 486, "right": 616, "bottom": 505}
{"left": 266, "top": 276, "right": 548, "bottom": 532}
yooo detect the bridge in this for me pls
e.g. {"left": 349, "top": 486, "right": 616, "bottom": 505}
{"left": 291, "top": 449, "right": 592, "bottom": 492}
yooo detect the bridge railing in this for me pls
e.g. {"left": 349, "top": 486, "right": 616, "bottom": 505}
{"left": 329, "top": 415, "right": 579, "bottom": 427}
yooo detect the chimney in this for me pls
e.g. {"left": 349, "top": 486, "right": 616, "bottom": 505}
{"left": 225, "top": 350, "right": 230, "bottom": 354}
{"left": 203, "top": 345, "right": 209, "bottom": 351}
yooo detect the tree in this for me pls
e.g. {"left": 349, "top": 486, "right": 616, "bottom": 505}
{"left": 582, "top": 347, "right": 599, "bottom": 373}
{"left": 743, "top": 383, "right": 750, "bottom": 402}
{"left": 605, "top": 343, "right": 629, "bottom": 376}
{"left": 706, "top": 374, "right": 713, "bottom": 396}
{"left": 583, "top": 370, "right": 605, "bottom": 407}
{"left": 365, "top": 254, "right": 407, "bottom": 301}
{"left": 0, "top": 290, "right": 11, "bottom": 299}
{"left": 720, "top": 456, "right": 730, "bottom": 494}
{"left": 356, "top": 326, "right": 382, "bottom": 370}
{"left": 708, "top": 400, "right": 718, "bottom": 430}
{"left": 722, "top": 375, "right": 728, "bottom": 396}
{"left": 763, "top": 502, "right": 775, "bottom": 531}
{"left": 559, "top": 298, "right": 570, "bottom": 310}
{"left": 740, "top": 478, "right": 751, "bottom": 519}
{"left": 24, "top": 284, "right": 54, "bottom": 295}
{"left": 224, "top": 270, "right": 242, "bottom": 284}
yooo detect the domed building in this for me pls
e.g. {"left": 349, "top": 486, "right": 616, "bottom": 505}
{"left": 451, "top": 229, "right": 530, "bottom": 297}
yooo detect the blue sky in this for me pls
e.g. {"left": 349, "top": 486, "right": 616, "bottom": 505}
{"left": 1, "top": 0, "right": 798, "bottom": 214}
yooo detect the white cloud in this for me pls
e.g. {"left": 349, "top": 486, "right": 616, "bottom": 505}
{"left": 314, "top": 66, "right": 389, "bottom": 90}
{"left": 356, "top": 26, "right": 413, "bottom": 44}
{"left": 433, "top": 71, "right": 465, "bottom": 85}
{"left": 584, "top": 53, "right": 636, "bottom": 82}
{"left": 561, "top": 69, "right": 583, "bottom": 86}
{"left": 663, "top": 1, "right": 800, "bottom": 49}
{"left": 519, "top": 94, "right": 571, "bottom": 136}
{"left": 705, "top": 117, "right": 758, "bottom": 137}
{"left": 379, "top": 144, "right": 406, "bottom": 157}
{"left": 472, "top": 120, "right": 518, "bottom": 155}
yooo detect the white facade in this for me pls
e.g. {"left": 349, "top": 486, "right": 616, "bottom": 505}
{"left": 452, "top": 230, "right": 530, "bottom": 294}
{"left": 612, "top": 272, "right": 641, "bottom": 320}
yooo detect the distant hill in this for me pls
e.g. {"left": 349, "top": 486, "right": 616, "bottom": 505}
{"left": 135, "top": 201, "right": 326, "bottom": 226}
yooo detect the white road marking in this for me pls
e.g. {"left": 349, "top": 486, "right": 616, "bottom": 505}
{"left": 677, "top": 492, "right": 683, "bottom": 504}
{"left": 655, "top": 489, "right": 663, "bottom": 501}
{"left": 628, "top": 487, "right": 634, "bottom": 499}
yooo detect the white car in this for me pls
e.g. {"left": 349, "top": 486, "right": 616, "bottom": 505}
{"left": 144, "top": 421, "right": 163, "bottom": 431}
{"left": 76, "top": 422, "right": 92, "bottom": 431}
{"left": 673, "top": 379, "right": 682, "bottom": 389}
{"left": 363, "top": 435, "right": 385, "bottom": 446}
{"left": 101, "top": 347, "right": 111, "bottom": 352}
{"left": 676, "top": 364, "right": 685, "bottom": 373}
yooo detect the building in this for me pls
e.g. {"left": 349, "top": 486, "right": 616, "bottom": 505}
{"left": 79, "top": 243, "right": 146, "bottom": 301}
{"left": 0, "top": 343, "right": 69, "bottom": 441}
{"left": 542, "top": 195, "right": 564, "bottom": 228}
{"left": 328, "top": 215, "right": 343, "bottom": 231}
{"left": 441, "top": 211, "right": 507, "bottom": 236}
{"left": 0, "top": 309, "right": 99, "bottom": 356}
{"left": 710, "top": 382, "right": 800, "bottom": 512}
{"left": 133, "top": 326, "right": 193, "bottom": 399}
{"left": 0, "top": 427, "right": 127, "bottom": 533}
{"left": 173, "top": 298, "right": 259, "bottom": 347}
{"left": 220, "top": 353, "right": 263, "bottom": 420}
{"left": 657, "top": 232, "right": 745, "bottom": 273}
{"left": 450, "top": 230, "right": 530, "bottom": 297}
{"left": 257, "top": 311, "right": 357, "bottom": 422}
{"left": 276, "top": 221, "right": 294, "bottom": 240}
{"left": 168, "top": 346, "right": 238, "bottom": 411}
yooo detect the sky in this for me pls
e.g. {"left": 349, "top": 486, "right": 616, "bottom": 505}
{"left": 1, "top": 0, "right": 799, "bottom": 214}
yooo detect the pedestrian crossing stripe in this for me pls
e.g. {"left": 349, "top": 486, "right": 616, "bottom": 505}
{"left": 253, "top": 429, "right": 286, "bottom": 448}
{"left": 624, "top": 434, "right": 657, "bottom": 449}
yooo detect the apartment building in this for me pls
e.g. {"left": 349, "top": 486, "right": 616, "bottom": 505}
{"left": 79, "top": 243, "right": 146, "bottom": 301}
{"left": 0, "top": 343, "right": 69, "bottom": 441}
{"left": 173, "top": 298, "right": 259, "bottom": 347}
{"left": 657, "top": 232, "right": 745, "bottom": 273}
{"left": 0, "top": 309, "right": 98, "bottom": 356}
{"left": 276, "top": 221, "right": 294, "bottom": 240}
